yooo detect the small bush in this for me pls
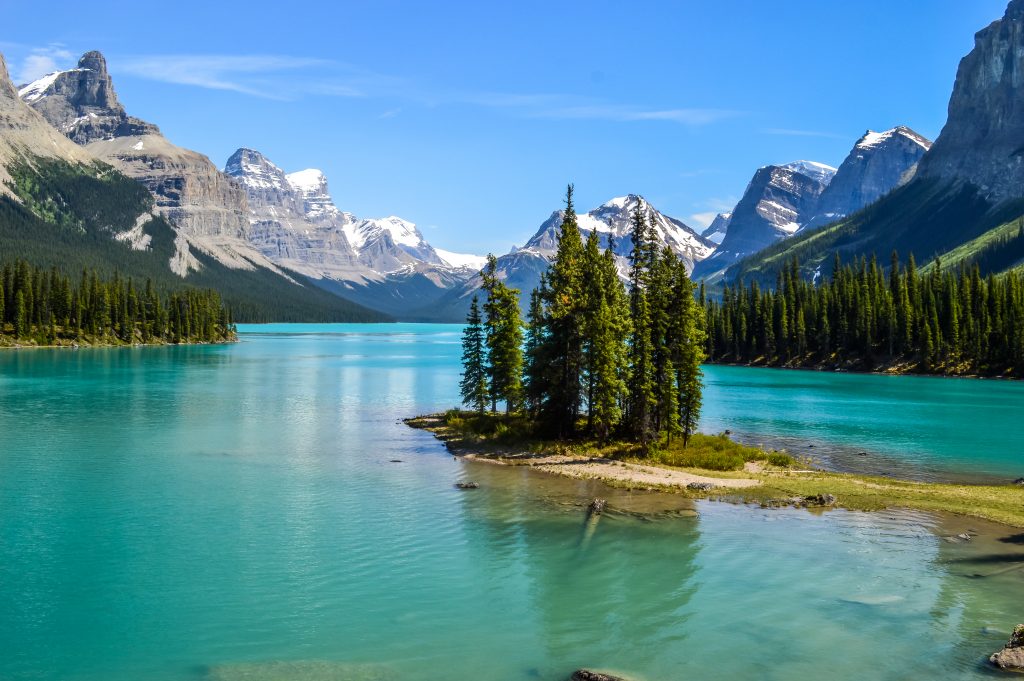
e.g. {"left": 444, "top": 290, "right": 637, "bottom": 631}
{"left": 767, "top": 452, "right": 796, "bottom": 467}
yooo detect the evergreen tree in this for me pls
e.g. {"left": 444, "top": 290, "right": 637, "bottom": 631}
{"left": 625, "top": 204, "right": 657, "bottom": 446}
{"left": 459, "top": 295, "right": 489, "bottom": 414}
{"left": 481, "top": 255, "right": 524, "bottom": 413}
{"left": 538, "top": 185, "right": 586, "bottom": 434}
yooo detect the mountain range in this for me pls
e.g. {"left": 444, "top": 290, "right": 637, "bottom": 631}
{"left": 727, "top": 0, "right": 1024, "bottom": 286}
{"left": 3, "top": 0, "right": 1024, "bottom": 322}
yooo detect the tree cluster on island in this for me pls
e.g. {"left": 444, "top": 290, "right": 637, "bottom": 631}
{"left": 0, "top": 260, "right": 236, "bottom": 346}
{"left": 460, "top": 186, "right": 705, "bottom": 452}
{"left": 707, "top": 250, "right": 1024, "bottom": 376}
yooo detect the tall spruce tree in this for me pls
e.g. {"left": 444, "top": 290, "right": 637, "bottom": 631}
{"left": 459, "top": 295, "right": 489, "bottom": 414}
{"left": 481, "top": 255, "right": 524, "bottom": 413}
{"left": 538, "top": 185, "right": 586, "bottom": 435}
{"left": 625, "top": 204, "right": 657, "bottom": 447}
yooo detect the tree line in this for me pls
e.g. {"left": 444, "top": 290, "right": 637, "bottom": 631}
{"left": 461, "top": 186, "right": 705, "bottom": 448}
{"left": 0, "top": 260, "right": 236, "bottom": 345}
{"left": 705, "top": 253, "right": 1024, "bottom": 375}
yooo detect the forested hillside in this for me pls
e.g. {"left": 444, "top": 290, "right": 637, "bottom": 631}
{"left": 706, "top": 255, "right": 1024, "bottom": 377}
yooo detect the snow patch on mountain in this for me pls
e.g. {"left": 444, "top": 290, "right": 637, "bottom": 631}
{"left": 435, "top": 248, "right": 487, "bottom": 270}
{"left": 17, "top": 70, "right": 79, "bottom": 103}
{"left": 782, "top": 160, "right": 837, "bottom": 185}
{"left": 858, "top": 126, "right": 931, "bottom": 151}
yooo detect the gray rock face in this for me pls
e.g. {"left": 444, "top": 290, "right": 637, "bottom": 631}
{"left": 223, "top": 146, "right": 481, "bottom": 317}
{"left": 18, "top": 51, "right": 158, "bottom": 144}
{"left": 692, "top": 161, "right": 835, "bottom": 280}
{"left": 990, "top": 623, "right": 1024, "bottom": 671}
{"left": 917, "top": 0, "right": 1024, "bottom": 202}
{"left": 224, "top": 148, "right": 361, "bottom": 271}
{"left": 802, "top": 127, "right": 932, "bottom": 231}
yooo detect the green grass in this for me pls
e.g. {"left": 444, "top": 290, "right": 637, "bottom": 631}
{"left": 427, "top": 410, "right": 794, "bottom": 472}
{"left": 651, "top": 432, "right": 795, "bottom": 471}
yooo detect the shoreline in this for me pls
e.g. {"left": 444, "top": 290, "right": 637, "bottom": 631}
{"left": 0, "top": 338, "right": 238, "bottom": 350}
{"left": 705, "top": 359, "right": 1020, "bottom": 381}
{"left": 406, "top": 414, "right": 1024, "bottom": 528}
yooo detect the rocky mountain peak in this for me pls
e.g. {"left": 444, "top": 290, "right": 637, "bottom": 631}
{"left": 225, "top": 148, "right": 291, "bottom": 191}
{"left": 800, "top": 125, "right": 932, "bottom": 231}
{"left": 522, "top": 194, "right": 714, "bottom": 276}
{"left": 77, "top": 50, "right": 108, "bottom": 74}
{"left": 915, "top": 0, "right": 1024, "bottom": 201}
{"left": 19, "top": 50, "right": 158, "bottom": 144}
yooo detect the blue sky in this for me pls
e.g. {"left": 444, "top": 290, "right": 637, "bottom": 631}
{"left": 3, "top": 0, "right": 1009, "bottom": 255}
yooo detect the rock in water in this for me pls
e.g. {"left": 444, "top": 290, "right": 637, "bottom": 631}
{"left": 588, "top": 498, "right": 607, "bottom": 515}
{"left": 455, "top": 481, "right": 479, "bottom": 490}
{"left": 1013, "top": 478, "right": 1024, "bottom": 486}
{"left": 571, "top": 670, "right": 631, "bottom": 681}
{"left": 687, "top": 482, "right": 715, "bottom": 492}
{"left": 990, "top": 624, "right": 1024, "bottom": 671}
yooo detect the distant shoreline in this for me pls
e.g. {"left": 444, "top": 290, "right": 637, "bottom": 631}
{"left": 0, "top": 338, "right": 238, "bottom": 350}
{"left": 406, "top": 413, "right": 1024, "bottom": 528}
{"left": 704, "top": 358, "right": 1020, "bottom": 381}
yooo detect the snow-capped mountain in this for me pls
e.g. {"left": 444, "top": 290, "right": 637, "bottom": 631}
{"left": 692, "top": 161, "right": 836, "bottom": 281}
{"left": 800, "top": 126, "right": 931, "bottom": 231}
{"left": 223, "top": 146, "right": 486, "bottom": 316}
{"left": 701, "top": 212, "right": 731, "bottom": 245}
{"left": 423, "top": 194, "right": 714, "bottom": 321}
{"left": 523, "top": 194, "right": 715, "bottom": 274}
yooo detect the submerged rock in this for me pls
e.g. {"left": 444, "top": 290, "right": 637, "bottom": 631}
{"left": 801, "top": 494, "right": 836, "bottom": 507}
{"left": 455, "top": 481, "right": 479, "bottom": 489}
{"left": 1013, "top": 478, "right": 1024, "bottom": 486}
{"left": 571, "top": 670, "right": 632, "bottom": 681}
{"left": 588, "top": 498, "right": 607, "bottom": 515}
{"left": 990, "top": 624, "right": 1024, "bottom": 672}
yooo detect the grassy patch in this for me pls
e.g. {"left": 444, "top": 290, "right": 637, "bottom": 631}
{"left": 420, "top": 410, "right": 793, "bottom": 471}
{"left": 651, "top": 433, "right": 794, "bottom": 471}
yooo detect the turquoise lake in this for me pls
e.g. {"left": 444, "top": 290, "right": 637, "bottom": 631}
{"left": 1, "top": 323, "right": 1022, "bottom": 680}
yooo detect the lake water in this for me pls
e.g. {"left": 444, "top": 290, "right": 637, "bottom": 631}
{"left": 0, "top": 323, "right": 1022, "bottom": 681}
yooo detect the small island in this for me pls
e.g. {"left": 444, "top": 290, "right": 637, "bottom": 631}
{"left": 411, "top": 187, "right": 1024, "bottom": 529}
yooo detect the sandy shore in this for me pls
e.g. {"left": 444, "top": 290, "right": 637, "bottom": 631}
{"left": 460, "top": 450, "right": 761, "bottom": 489}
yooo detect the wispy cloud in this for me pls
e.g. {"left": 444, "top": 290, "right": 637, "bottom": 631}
{"left": 762, "top": 127, "right": 846, "bottom": 139}
{"left": 12, "top": 44, "right": 73, "bottom": 84}
{"left": 688, "top": 211, "right": 720, "bottom": 229}
{"left": 116, "top": 54, "right": 348, "bottom": 99}
{"left": 688, "top": 196, "right": 737, "bottom": 228}
{"left": 482, "top": 99, "right": 739, "bottom": 126}
{"left": 41, "top": 49, "right": 738, "bottom": 128}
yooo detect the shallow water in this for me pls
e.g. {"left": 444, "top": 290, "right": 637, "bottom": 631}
{"left": 0, "top": 323, "right": 1021, "bottom": 681}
